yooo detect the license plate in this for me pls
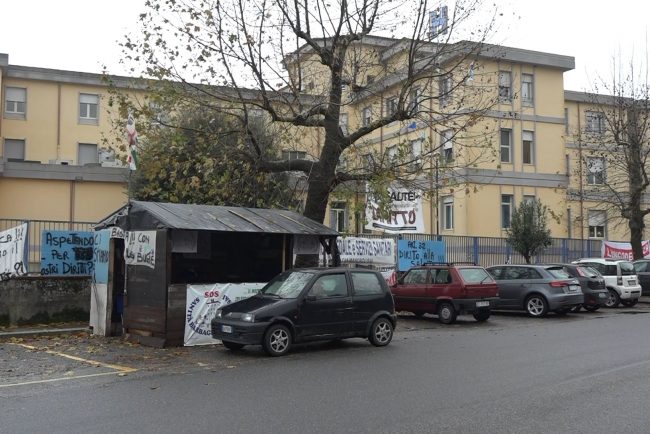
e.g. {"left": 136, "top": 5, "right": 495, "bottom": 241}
{"left": 222, "top": 325, "right": 233, "bottom": 333}
{"left": 476, "top": 301, "right": 490, "bottom": 307}
{"left": 599, "top": 293, "right": 606, "bottom": 298}
{"left": 570, "top": 285, "right": 581, "bottom": 292}
{"left": 629, "top": 279, "right": 636, "bottom": 285}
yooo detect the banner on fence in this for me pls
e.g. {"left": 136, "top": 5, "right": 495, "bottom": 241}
{"left": 40, "top": 230, "right": 94, "bottom": 276}
{"left": 0, "top": 223, "right": 28, "bottom": 281}
{"left": 365, "top": 187, "right": 425, "bottom": 233}
{"left": 601, "top": 240, "right": 650, "bottom": 260}
{"left": 397, "top": 239, "right": 446, "bottom": 271}
{"left": 184, "top": 283, "right": 265, "bottom": 346}
{"left": 92, "top": 230, "right": 111, "bottom": 284}
{"left": 336, "top": 237, "right": 395, "bottom": 266}
{"left": 125, "top": 230, "right": 156, "bottom": 269}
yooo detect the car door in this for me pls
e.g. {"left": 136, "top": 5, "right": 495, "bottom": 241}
{"left": 296, "top": 273, "right": 353, "bottom": 340}
{"left": 634, "top": 261, "right": 650, "bottom": 295}
{"left": 497, "top": 266, "right": 529, "bottom": 308}
{"left": 393, "top": 268, "right": 429, "bottom": 311}
{"left": 488, "top": 266, "right": 515, "bottom": 308}
{"left": 350, "top": 271, "right": 387, "bottom": 335}
{"left": 427, "top": 267, "right": 453, "bottom": 301}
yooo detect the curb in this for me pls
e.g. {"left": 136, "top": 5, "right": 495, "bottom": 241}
{"left": 0, "top": 327, "right": 90, "bottom": 340}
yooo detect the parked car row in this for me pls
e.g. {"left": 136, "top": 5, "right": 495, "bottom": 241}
{"left": 209, "top": 258, "right": 645, "bottom": 357}
{"left": 390, "top": 258, "right": 643, "bottom": 322}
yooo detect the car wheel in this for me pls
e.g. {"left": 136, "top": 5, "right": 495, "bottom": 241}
{"left": 621, "top": 299, "right": 639, "bottom": 307}
{"left": 437, "top": 302, "right": 457, "bottom": 324}
{"left": 525, "top": 295, "right": 548, "bottom": 317}
{"left": 263, "top": 324, "right": 292, "bottom": 357}
{"left": 604, "top": 289, "right": 620, "bottom": 308}
{"left": 369, "top": 317, "right": 393, "bottom": 347}
{"left": 222, "top": 341, "right": 245, "bottom": 351}
{"left": 472, "top": 309, "right": 490, "bottom": 322}
{"left": 584, "top": 305, "right": 600, "bottom": 312}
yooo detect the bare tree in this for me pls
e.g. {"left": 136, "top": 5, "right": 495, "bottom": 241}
{"left": 574, "top": 54, "right": 650, "bottom": 259}
{"left": 117, "top": 0, "right": 502, "bottom": 265}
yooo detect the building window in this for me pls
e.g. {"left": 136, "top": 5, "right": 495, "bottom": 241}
{"left": 498, "top": 71, "right": 512, "bottom": 102}
{"left": 501, "top": 194, "right": 513, "bottom": 229}
{"left": 362, "top": 106, "right": 372, "bottom": 127}
{"left": 442, "top": 129, "right": 454, "bottom": 162}
{"left": 523, "top": 195, "right": 536, "bottom": 205}
{"left": 410, "top": 139, "right": 422, "bottom": 166}
{"left": 500, "top": 129, "right": 512, "bottom": 163}
{"left": 521, "top": 74, "right": 534, "bottom": 105}
{"left": 282, "top": 150, "right": 307, "bottom": 160}
{"left": 586, "top": 157, "right": 605, "bottom": 185}
{"left": 588, "top": 210, "right": 606, "bottom": 238}
{"left": 586, "top": 111, "right": 605, "bottom": 134}
{"left": 408, "top": 87, "right": 421, "bottom": 112}
{"left": 564, "top": 108, "right": 569, "bottom": 134}
{"left": 362, "top": 153, "right": 374, "bottom": 169}
{"left": 5, "top": 87, "right": 26, "bottom": 118}
{"left": 386, "top": 97, "right": 397, "bottom": 117}
{"left": 386, "top": 145, "right": 397, "bottom": 162}
{"left": 439, "top": 74, "right": 452, "bottom": 107}
{"left": 522, "top": 130, "right": 534, "bottom": 164}
{"left": 4, "top": 139, "right": 25, "bottom": 161}
{"left": 339, "top": 113, "right": 348, "bottom": 135}
{"left": 330, "top": 202, "right": 348, "bottom": 233}
{"left": 443, "top": 196, "right": 454, "bottom": 230}
{"left": 79, "top": 93, "right": 99, "bottom": 124}
{"left": 78, "top": 143, "right": 99, "bottom": 165}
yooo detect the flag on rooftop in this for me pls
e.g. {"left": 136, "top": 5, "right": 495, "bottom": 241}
{"left": 126, "top": 113, "right": 138, "bottom": 171}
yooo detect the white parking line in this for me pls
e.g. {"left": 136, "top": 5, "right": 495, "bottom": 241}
{"left": 0, "top": 343, "right": 137, "bottom": 389}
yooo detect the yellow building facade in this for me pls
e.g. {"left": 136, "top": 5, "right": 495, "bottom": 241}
{"left": 1, "top": 40, "right": 646, "bottom": 243}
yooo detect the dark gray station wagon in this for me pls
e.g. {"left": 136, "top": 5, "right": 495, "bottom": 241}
{"left": 211, "top": 268, "right": 397, "bottom": 356}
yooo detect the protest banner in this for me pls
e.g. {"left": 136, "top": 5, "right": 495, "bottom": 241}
{"left": 40, "top": 230, "right": 94, "bottom": 276}
{"left": 397, "top": 239, "right": 446, "bottom": 271}
{"left": 0, "top": 223, "right": 28, "bottom": 281}
{"left": 184, "top": 282, "right": 265, "bottom": 346}
{"left": 365, "top": 187, "right": 425, "bottom": 233}
{"left": 124, "top": 230, "right": 156, "bottom": 269}
{"left": 601, "top": 240, "right": 650, "bottom": 260}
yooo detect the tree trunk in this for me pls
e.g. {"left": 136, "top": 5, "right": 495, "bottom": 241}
{"left": 629, "top": 210, "right": 645, "bottom": 260}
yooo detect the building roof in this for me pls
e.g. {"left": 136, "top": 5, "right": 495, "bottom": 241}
{"left": 98, "top": 200, "right": 339, "bottom": 236}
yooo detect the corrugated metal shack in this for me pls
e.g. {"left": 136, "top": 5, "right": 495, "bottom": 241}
{"left": 97, "top": 201, "right": 339, "bottom": 347}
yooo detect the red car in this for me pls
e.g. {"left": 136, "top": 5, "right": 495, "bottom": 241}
{"left": 391, "top": 263, "right": 499, "bottom": 324}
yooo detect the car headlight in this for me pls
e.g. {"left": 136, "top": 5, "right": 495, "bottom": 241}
{"left": 241, "top": 313, "right": 255, "bottom": 322}
{"left": 215, "top": 310, "right": 223, "bottom": 318}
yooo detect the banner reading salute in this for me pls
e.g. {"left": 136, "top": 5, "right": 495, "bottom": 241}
{"left": 365, "top": 186, "right": 425, "bottom": 233}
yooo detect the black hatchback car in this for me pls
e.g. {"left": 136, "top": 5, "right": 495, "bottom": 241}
{"left": 546, "top": 263, "right": 608, "bottom": 312}
{"left": 211, "top": 268, "right": 397, "bottom": 356}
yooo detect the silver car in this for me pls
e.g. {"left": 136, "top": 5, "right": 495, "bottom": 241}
{"left": 486, "top": 265, "right": 584, "bottom": 317}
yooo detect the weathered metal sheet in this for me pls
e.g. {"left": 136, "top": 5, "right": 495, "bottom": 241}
{"left": 112, "top": 201, "right": 339, "bottom": 236}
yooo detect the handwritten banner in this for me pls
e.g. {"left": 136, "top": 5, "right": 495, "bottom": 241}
{"left": 365, "top": 187, "right": 425, "bottom": 233}
{"left": 125, "top": 230, "right": 156, "bottom": 269}
{"left": 92, "top": 230, "right": 111, "bottom": 284}
{"left": 336, "top": 237, "right": 395, "bottom": 265}
{"left": 397, "top": 239, "right": 446, "bottom": 271}
{"left": 0, "top": 223, "right": 28, "bottom": 281}
{"left": 40, "top": 230, "right": 94, "bottom": 276}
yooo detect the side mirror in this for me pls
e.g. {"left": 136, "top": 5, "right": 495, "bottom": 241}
{"left": 305, "top": 294, "right": 317, "bottom": 302}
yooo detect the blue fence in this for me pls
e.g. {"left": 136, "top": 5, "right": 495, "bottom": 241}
{"left": 1, "top": 218, "right": 604, "bottom": 273}
{"left": 353, "top": 233, "right": 603, "bottom": 267}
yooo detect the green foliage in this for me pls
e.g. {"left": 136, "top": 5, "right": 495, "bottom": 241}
{"left": 506, "top": 199, "right": 552, "bottom": 264}
{"left": 129, "top": 104, "right": 301, "bottom": 209}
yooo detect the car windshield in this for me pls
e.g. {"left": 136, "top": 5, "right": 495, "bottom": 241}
{"left": 634, "top": 261, "right": 649, "bottom": 272}
{"left": 619, "top": 261, "right": 636, "bottom": 275}
{"left": 546, "top": 267, "right": 573, "bottom": 279}
{"left": 260, "top": 271, "right": 314, "bottom": 298}
{"left": 458, "top": 268, "right": 494, "bottom": 283}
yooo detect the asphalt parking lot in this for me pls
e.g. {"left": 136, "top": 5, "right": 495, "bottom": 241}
{"left": 2, "top": 304, "right": 649, "bottom": 390}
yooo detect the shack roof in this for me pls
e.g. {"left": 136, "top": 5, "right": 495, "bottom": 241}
{"left": 97, "top": 201, "right": 339, "bottom": 236}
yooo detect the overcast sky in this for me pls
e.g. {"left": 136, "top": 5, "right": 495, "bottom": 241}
{"left": 1, "top": 0, "right": 648, "bottom": 91}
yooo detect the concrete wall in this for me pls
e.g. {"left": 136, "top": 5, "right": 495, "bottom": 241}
{"left": 0, "top": 276, "right": 90, "bottom": 326}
